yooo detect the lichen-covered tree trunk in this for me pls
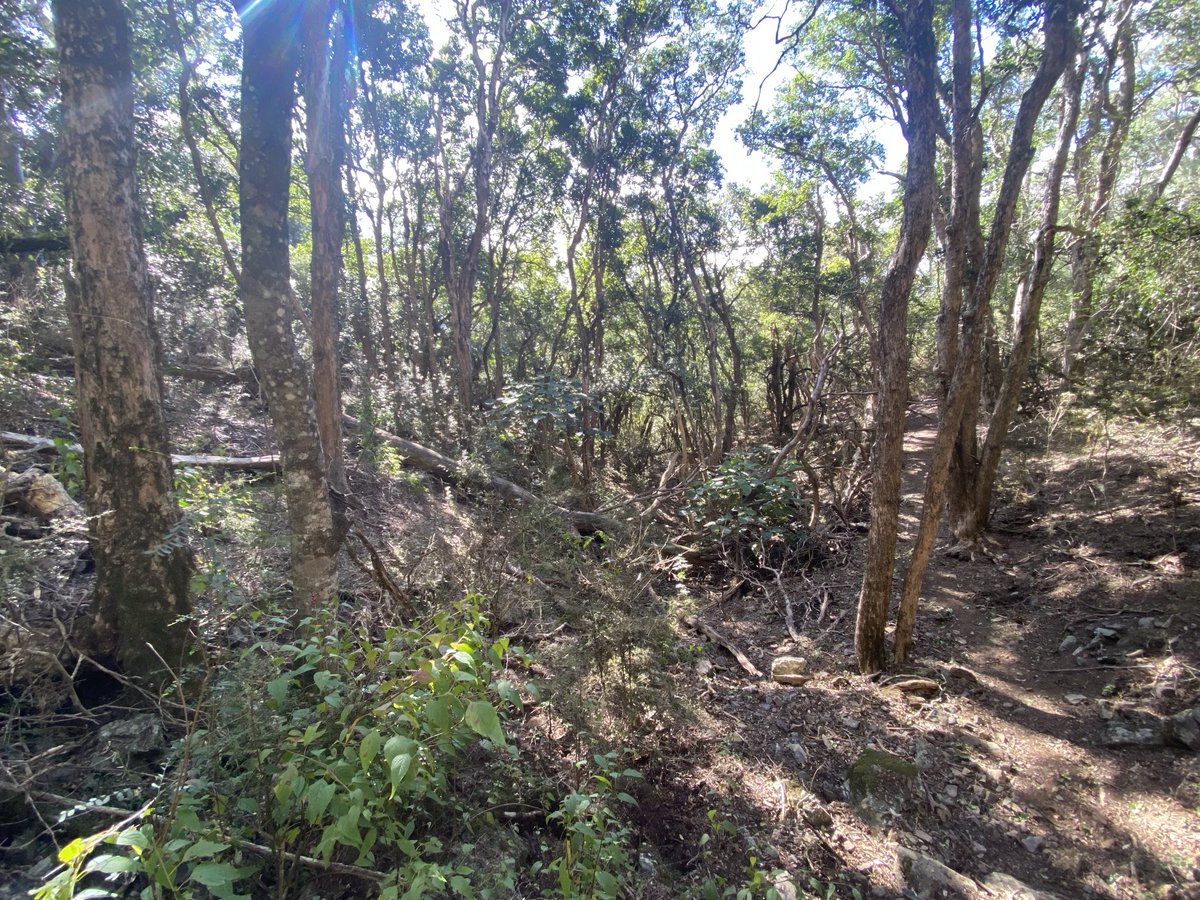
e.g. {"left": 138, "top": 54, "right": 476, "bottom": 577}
{"left": 853, "top": 0, "right": 939, "bottom": 674}
{"left": 302, "top": 0, "right": 348, "bottom": 497}
{"left": 237, "top": 0, "right": 338, "bottom": 610}
{"left": 53, "top": 0, "right": 192, "bottom": 679}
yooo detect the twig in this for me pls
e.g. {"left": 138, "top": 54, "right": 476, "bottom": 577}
{"left": 682, "top": 615, "right": 762, "bottom": 678}
{"left": 784, "top": 592, "right": 801, "bottom": 643}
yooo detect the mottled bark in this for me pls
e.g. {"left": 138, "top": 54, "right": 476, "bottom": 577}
{"left": 237, "top": 0, "right": 338, "bottom": 610}
{"left": 853, "top": 0, "right": 939, "bottom": 674}
{"left": 894, "top": 0, "right": 1074, "bottom": 663}
{"left": 972, "top": 56, "right": 1085, "bottom": 535}
{"left": 302, "top": 0, "right": 348, "bottom": 496}
{"left": 53, "top": 0, "right": 192, "bottom": 679}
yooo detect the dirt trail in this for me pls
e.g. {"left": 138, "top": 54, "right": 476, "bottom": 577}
{"left": 893, "top": 400, "right": 1200, "bottom": 897}
{"left": 671, "top": 401, "right": 1200, "bottom": 899}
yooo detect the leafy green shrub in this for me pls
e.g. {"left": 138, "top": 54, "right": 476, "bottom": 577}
{"left": 681, "top": 449, "right": 812, "bottom": 570}
{"left": 36, "top": 597, "right": 533, "bottom": 899}
{"left": 534, "top": 751, "right": 641, "bottom": 899}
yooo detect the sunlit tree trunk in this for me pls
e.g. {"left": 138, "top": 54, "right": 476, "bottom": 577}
{"left": 893, "top": 0, "right": 1074, "bottom": 663}
{"left": 1063, "top": 0, "right": 1135, "bottom": 382}
{"left": 237, "top": 0, "right": 338, "bottom": 610}
{"left": 854, "top": 0, "right": 940, "bottom": 674}
{"left": 303, "top": 0, "right": 348, "bottom": 498}
{"left": 54, "top": 0, "right": 192, "bottom": 679}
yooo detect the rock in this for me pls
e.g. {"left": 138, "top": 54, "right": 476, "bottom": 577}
{"left": 771, "top": 874, "right": 798, "bottom": 900}
{"left": 1021, "top": 835, "right": 1045, "bottom": 853}
{"left": 771, "top": 656, "right": 809, "bottom": 685}
{"left": 982, "top": 871, "right": 1065, "bottom": 899}
{"left": 1057, "top": 635, "right": 1078, "bottom": 654}
{"left": 946, "top": 665, "right": 978, "bottom": 683}
{"left": 1093, "top": 626, "right": 1120, "bottom": 640}
{"left": 695, "top": 658, "right": 714, "bottom": 676}
{"left": 842, "top": 717, "right": 860, "bottom": 730}
{"left": 1064, "top": 694, "right": 1087, "bottom": 706}
{"left": 897, "top": 847, "right": 977, "bottom": 899}
{"left": 788, "top": 743, "right": 809, "bottom": 767}
{"left": 97, "top": 713, "right": 165, "bottom": 757}
{"left": 848, "top": 750, "right": 918, "bottom": 824}
{"left": 1166, "top": 708, "right": 1200, "bottom": 752}
{"left": 1139, "top": 617, "right": 1157, "bottom": 629}
{"left": 1103, "top": 724, "right": 1163, "bottom": 748}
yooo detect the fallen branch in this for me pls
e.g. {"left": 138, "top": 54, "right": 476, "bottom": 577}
{"left": 343, "top": 415, "right": 617, "bottom": 533}
{"left": 1, "top": 432, "right": 279, "bottom": 472}
{"left": 682, "top": 615, "right": 762, "bottom": 678}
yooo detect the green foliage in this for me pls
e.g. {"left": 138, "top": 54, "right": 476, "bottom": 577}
{"left": 534, "top": 751, "right": 641, "bottom": 899}
{"left": 36, "top": 597, "right": 532, "bottom": 899}
{"left": 682, "top": 449, "right": 811, "bottom": 569}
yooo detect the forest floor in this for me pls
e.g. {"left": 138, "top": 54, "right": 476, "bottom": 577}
{"left": 639, "top": 400, "right": 1200, "bottom": 898}
{"left": 2, "top": 378, "right": 1199, "bottom": 898}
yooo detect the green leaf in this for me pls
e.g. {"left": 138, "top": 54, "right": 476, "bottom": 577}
{"left": 594, "top": 870, "right": 619, "bottom": 896}
{"left": 389, "top": 753, "right": 413, "bottom": 794}
{"left": 183, "top": 839, "right": 229, "bottom": 861}
{"left": 267, "top": 675, "right": 289, "bottom": 704}
{"left": 464, "top": 700, "right": 504, "bottom": 744}
{"left": 306, "top": 779, "right": 336, "bottom": 824}
{"left": 423, "top": 696, "right": 452, "bottom": 732}
{"left": 189, "top": 862, "right": 242, "bottom": 892}
{"left": 359, "top": 728, "right": 382, "bottom": 774}
{"left": 84, "top": 854, "right": 138, "bottom": 874}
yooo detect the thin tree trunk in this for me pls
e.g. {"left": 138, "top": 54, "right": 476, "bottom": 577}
{"left": 302, "top": 0, "right": 347, "bottom": 497}
{"left": 164, "top": 0, "right": 240, "bottom": 288}
{"left": 237, "top": 0, "right": 338, "bottom": 610}
{"left": 54, "top": 0, "right": 192, "bottom": 679}
{"left": 1063, "top": 0, "right": 1135, "bottom": 381}
{"left": 1148, "top": 107, "right": 1200, "bottom": 204}
{"left": 893, "top": 0, "right": 1074, "bottom": 663}
{"left": 853, "top": 0, "right": 939, "bottom": 674}
{"left": 971, "top": 53, "right": 1085, "bottom": 534}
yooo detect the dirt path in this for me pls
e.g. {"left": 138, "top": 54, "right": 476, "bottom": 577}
{"left": 669, "top": 401, "right": 1200, "bottom": 898}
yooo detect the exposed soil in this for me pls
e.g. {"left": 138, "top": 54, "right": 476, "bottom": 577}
{"left": 654, "top": 401, "right": 1200, "bottom": 898}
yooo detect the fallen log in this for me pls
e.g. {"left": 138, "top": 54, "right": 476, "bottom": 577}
{"left": 343, "top": 414, "right": 619, "bottom": 533}
{"left": 2, "top": 468, "right": 82, "bottom": 520}
{"left": 0, "top": 432, "right": 279, "bottom": 472}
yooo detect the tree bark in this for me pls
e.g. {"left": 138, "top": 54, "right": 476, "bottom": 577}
{"left": 853, "top": 0, "right": 939, "bottom": 674}
{"left": 1063, "top": 0, "right": 1135, "bottom": 381}
{"left": 237, "top": 0, "right": 338, "bottom": 610}
{"left": 893, "top": 0, "right": 1074, "bottom": 663}
{"left": 972, "top": 54, "right": 1085, "bottom": 534}
{"left": 302, "top": 0, "right": 348, "bottom": 496}
{"left": 53, "top": 0, "right": 192, "bottom": 679}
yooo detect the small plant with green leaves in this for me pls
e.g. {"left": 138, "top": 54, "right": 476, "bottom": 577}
{"left": 534, "top": 750, "right": 641, "bottom": 898}
{"left": 35, "top": 595, "right": 534, "bottom": 900}
{"left": 681, "top": 449, "right": 813, "bottom": 571}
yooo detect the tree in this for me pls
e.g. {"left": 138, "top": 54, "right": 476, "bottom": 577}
{"left": 892, "top": 0, "right": 1075, "bottom": 663}
{"left": 53, "top": 0, "right": 192, "bottom": 678}
{"left": 852, "top": 0, "right": 940, "bottom": 674}
{"left": 237, "top": 0, "right": 338, "bottom": 609}
{"left": 302, "top": 0, "right": 349, "bottom": 497}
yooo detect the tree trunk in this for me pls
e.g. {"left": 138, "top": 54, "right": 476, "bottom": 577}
{"left": 237, "top": 0, "right": 338, "bottom": 610}
{"left": 302, "top": 0, "right": 348, "bottom": 496}
{"left": 971, "top": 52, "right": 1085, "bottom": 535}
{"left": 893, "top": 0, "right": 1074, "bottom": 664}
{"left": 1063, "top": 1, "right": 1135, "bottom": 381}
{"left": 53, "top": 0, "right": 192, "bottom": 680}
{"left": 853, "top": 0, "right": 939, "bottom": 674}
